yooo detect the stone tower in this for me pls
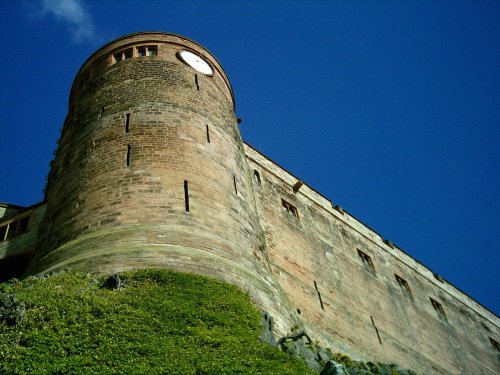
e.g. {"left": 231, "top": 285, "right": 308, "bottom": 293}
{"left": 29, "top": 32, "right": 295, "bottom": 332}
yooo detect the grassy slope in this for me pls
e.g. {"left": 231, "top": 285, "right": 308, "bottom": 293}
{"left": 0, "top": 269, "right": 316, "bottom": 375}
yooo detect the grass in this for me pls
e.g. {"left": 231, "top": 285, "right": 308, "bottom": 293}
{"left": 0, "top": 269, "right": 316, "bottom": 375}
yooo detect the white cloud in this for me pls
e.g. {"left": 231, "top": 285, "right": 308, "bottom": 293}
{"left": 41, "top": 0, "right": 96, "bottom": 43}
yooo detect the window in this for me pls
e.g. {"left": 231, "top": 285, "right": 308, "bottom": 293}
{"left": 0, "top": 215, "right": 30, "bottom": 242}
{"left": 281, "top": 199, "right": 298, "bottom": 219}
{"left": 430, "top": 298, "right": 446, "bottom": 319}
{"left": 357, "top": 249, "right": 375, "bottom": 271}
{"left": 137, "top": 46, "right": 157, "bottom": 57}
{"left": 395, "top": 274, "right": 412, "bottom": 295}
{"left": 253, "top": 170, "right": 261, "bottom": 185}
{"left": 113, "top": 48, "right": 133, "bottom": 63}
{"left": 489, "top": 337, "right": 500, "bottom": 353}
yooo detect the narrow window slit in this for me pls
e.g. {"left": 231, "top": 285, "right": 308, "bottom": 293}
{"left": 314, "top": 281, "right": 325, "bottom": 310}
{"left": 233, "top": 175, "right": 238, "bottom": 195}
{"left": 195, "top": 74, "right": 199, "bottom": 90}
{"left": 98, "top": 106, "right": 104, "bottom": 119}
{"left": 184, "top": 180, "right": 190, "bottom": 212}
{"left": 254, "top": 170, "right": 261, "bottom": 185}
{"left": 206, "top": 125, "right": 210, "bottom": 143}
{"left": 125, "top": 113, "right": 130, "bottom": 133}
{"left": 371, "top": 316, "right": 382, "bottom": 344}
{"left": 126, "top": 145, "right": 131, "bottom": 166}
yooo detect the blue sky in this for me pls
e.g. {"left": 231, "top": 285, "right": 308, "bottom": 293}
{"left": 0, "top": 1, "right": 498, "bottom": 316}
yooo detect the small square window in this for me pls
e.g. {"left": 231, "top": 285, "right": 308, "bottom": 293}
{"left": 489, "top": 337, "right": 500, "bottom": 353}
{"left": 0, "top": 225, "right": 7, "bottom": 241}
{"left": 395, "top": 274, "right": 412, "bottom": 295}
{"left": 430, "top": 298, "right": 446, "bottom": 319}
{"left": 114, "top": 52, "right": 123, "bottom": 62}
{"left": 253, "top": 170, "right": 261, "bottom": 185}
{"left": 123, "top": 49, "right": 133, "bottom": 60}
{"left": 147, "top": 46, "right": 157, "bottom": 56}
{"left": 357, "top": 249, "right": 375, "bottom": 271}
{"left": 281, "top": 199, "right": 298, "bottom": 219}
{"left": 137, "top": 47, "right": 146, "bottom": 57}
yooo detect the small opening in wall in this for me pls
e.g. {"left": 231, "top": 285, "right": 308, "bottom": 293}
{"left": 357, "top": 249, "right": 375, "bottom": 271}
{"left": 430, "top": 297, "right": 447, "bottom": 319}
{"left": 233, "top": 175, "right": 238, "bottom": 195}
{"left": 195, "top": 74, "right": 199, "bottom": 90}
{"left": 206, "top": 125, "right": 210, "bottom": 143}
{"left": 124, "top": 49, "right": 133, "bottom": 60}
{"left": 313, "top": 281, "right": 325, "bottom": 310}
{"left": 6, "top": 221, "right": 18, "bottom": 240}
{"left": 99, "top": 107, "right": 104, "bottom": 119}
{"left": 489, "top": 337, "right": 500, "bottom": 353}
{"left": 281, "top": 199, "right": 299, "bottom": 219}
{"left": 148, "top": 46, "right": 157, "bottom": 56}
{"left": 137, "top": 47, "right": 146, "bottom": 57}
{"left": 395, "top": 274, "right": 412, "bottom": 295}
{"left": 0, "top": 225, "right": 7, "bottom": 241}
{"left": 297, "top": 308, "right": 301, "bottom": 315}
{"left": 126, "top": 145, "right": 131, "bottom": 166}
{"left": 371, "top": 316, "right": 383, "bottom": 345}
{"left": 254, "top": 170, "right": 261, "bottom": 185}
{"left": 184, "top": 180, "right": 190, "bottom": 212}
{"left": 18, "top": 217, "right": 30, "bottom": 235}
{"left": 125, "top": 113, "right": 130, "bottom": 133}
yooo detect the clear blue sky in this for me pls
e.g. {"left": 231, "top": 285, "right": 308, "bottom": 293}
{"left": 0, "top": 1, "right": 498, "bottom": 316}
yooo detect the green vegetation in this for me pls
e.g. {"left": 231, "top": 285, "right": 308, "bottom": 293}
{"left": 0, "top": 269, "right": 315, "bottom": 375}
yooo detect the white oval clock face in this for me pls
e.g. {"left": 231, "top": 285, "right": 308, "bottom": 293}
{"left": 179, "top": 50, "right": 213, "bottom": 76}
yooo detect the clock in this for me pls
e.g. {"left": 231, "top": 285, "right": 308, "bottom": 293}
{"left": 178, "top": 50, "right": 213, "bottom": 76}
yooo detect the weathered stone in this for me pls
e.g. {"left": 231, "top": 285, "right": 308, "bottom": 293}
{"left": 103, "top": 273, "right": 124, "bottom": 290}
{"left": 0, "top": 293, "right": 24, "bottom": 326}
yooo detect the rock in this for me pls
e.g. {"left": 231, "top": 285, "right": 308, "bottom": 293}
{"left": 0, "top": 293, "right": 24, "bottom": 326}
{"left": 317, "top": 347, "right": 332, "bottom": 363}
{"left": 259, "top": 312, "right": 277, "bottom": 346}
{"left": 320, "top": 360, "right": 346, "bottom": 375}
{"left": 103, "top": 273, "right": 124, "bottom": 290}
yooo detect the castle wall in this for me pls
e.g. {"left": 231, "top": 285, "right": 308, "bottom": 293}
{"left": 4, "top": 32, "right": 497, "bottom": 374}
{"left": 245, "top": 144, "right": 500, "bottom": 374}
{"left": 27, "top": 33, "right": 297, "bottom": 333}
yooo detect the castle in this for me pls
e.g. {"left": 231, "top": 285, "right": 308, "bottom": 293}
{"left": 0, "top": 32, "right": 498, "bottom": 374}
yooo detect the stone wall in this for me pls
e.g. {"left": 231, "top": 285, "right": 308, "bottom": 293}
{"left": 245, "top": 143, "right": 500, "bottom": 374}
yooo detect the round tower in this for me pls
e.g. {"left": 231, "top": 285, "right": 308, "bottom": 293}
{"left": 29, "top": 32, "right": 295, "bottom": 332}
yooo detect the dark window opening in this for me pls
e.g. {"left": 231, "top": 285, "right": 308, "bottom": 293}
{"left": 314, "top": 280, "right": 324, "bottom": 310}
{"left": 137, "top": 47, "right": 146, "bottom": 57}
{"left": 233, "top": 175, "right": 238, "bottom": 195}
{"left": 126, "top": 145, "right": 131, "bottom": 166}
{"left": 357, "top": 249, "right": 375, "bottom": 271}
{"left": 184, "top": 180, "right": 190, "bottom": 212}
{"left": 206, "top": 125, "right": 210, "bottom": 143}
{"left": 18, "top": 217, "right": 30, "bottom": 235}
{"left": 371, "top": 316, "right": 383, "bottom": 344}
{"left": 281, "top": 199, "right": 299, "bottom": 219}
{"left": 430, "top": 298, "right": 446, "bottom": 319}
{"left": 489, "top": 337, "right": 500, "bottom": 352}
{"left": 0, "top": 225, "right": 7, "bottom": 241}
{"left": 254, "top": 170, "right": 261, "bottom": 185}
{"left": 395, "top": 274, "right": 412, "bottom": 295}
{"left": 125, "top": 113, "right": 130, "bottom": 133}
{"left": 6, "top": 221, "right": 18, "bottom": 240}
{"left": 98, "top": 107, "right": 104, "bottom": 119}
{"left": 148, "top": 46, "right": 157, "bottom": 56}
{"left": 296, "top": 308, "right": 301, "bottom": 315}
{"left": 195, "top": 74, "right": 199, "bottom": 90}
{"left": 123, "top": 49, "right": 133, "bottom": 60}
{"left": 113, "top": 52, "right": 123, "bottom": 62}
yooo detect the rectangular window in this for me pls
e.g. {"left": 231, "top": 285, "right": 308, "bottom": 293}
{"left": 357, "top": 249, "right": 375, "bottom": 271}
{"left": 0, "top": 225, "right": 7, "bottom": 241}
{"left": 253, "top": 170, "right": 261, "bottom": 185}
{"left": 206, "top": 125, "right": 210, "bottom": 143}
{"left": 125, "top": 113, "right": 130, "bottom": 133}
{"left": 126, "top": 145, "right": 131, "bottom": 166}
{"left": 281, "top": 199, "right": 299, "bottom": 219}
{"left": 113, "top": 52, "right": 123, "bottom": 62}
{"left": 395, "top": 274, "right": 412, "bottom": 295}
{"left": 233, "top": 175, "right": 238, "bottom": 195}
{"left": 137, "top": 47, "right": 146, "bottom": 57}
{"left": 430, "top": 298, "right": 446, "bottom": 319}
{"left": 184, "top": 180, "right": 190, "bottom": 212}
{"left": 6, "top": 221, "right": 18, "bottom": 240}
{"left": 123, "top": 48, "right": 133, "bottom": 60}
{"left": 18, "top": 216, "right": 30, "bottom": 235}
{"left": 147, "top": 46, "right": 157, "bottom": 56}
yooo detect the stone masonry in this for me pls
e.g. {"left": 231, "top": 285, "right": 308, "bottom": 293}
{"left": 0, "top": 32, "right": 498, "bottom": 374}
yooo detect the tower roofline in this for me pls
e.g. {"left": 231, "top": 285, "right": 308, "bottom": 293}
{"left": 72, "top": 31, "right": 235, "bottom": 110}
